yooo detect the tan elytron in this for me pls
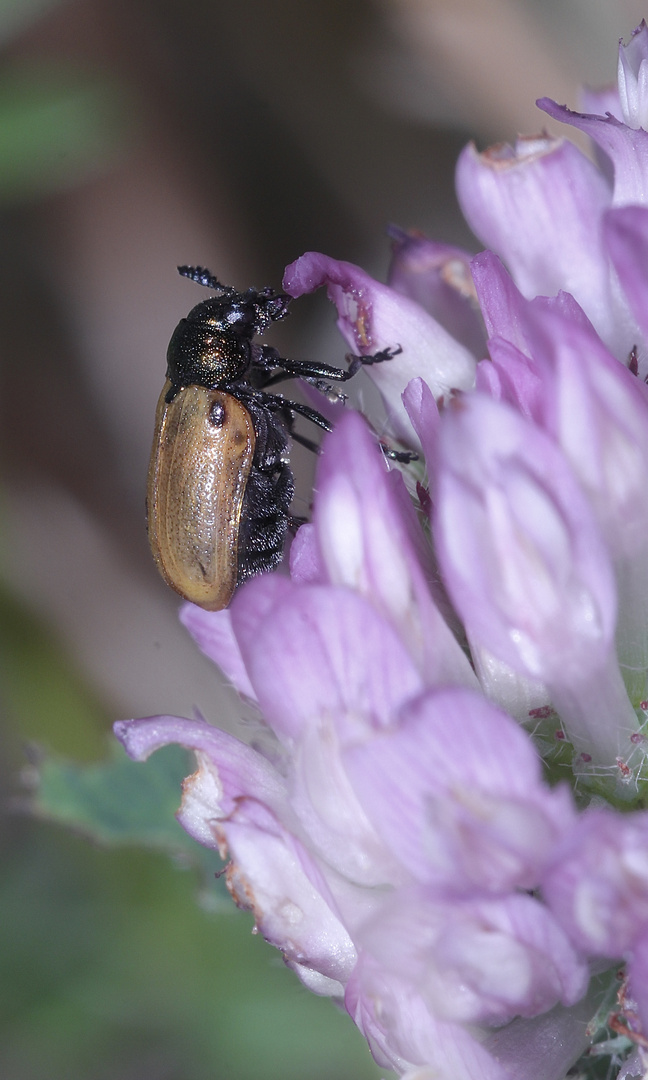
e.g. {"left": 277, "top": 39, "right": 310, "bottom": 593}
{"left": 147, "top": 380, "right": 256, "bottom": 610}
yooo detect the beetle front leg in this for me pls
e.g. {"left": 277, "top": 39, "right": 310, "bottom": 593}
{"left": 252, "top": 343, "right": 405, "bottom": 398}
{"left": 346, "top": 344, "right": 403, "bottom": 377}
{"left": 251, "top": 344, "right": 351, "bottom": 399}
{"left": 252, "top": 344, "right": 353, "bottom": 384}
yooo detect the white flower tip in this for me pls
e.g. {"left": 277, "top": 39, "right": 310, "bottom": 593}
{"left": 618, "top": 20, "right": 648, "bottom": 129}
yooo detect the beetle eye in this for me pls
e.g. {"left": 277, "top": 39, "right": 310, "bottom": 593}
{"left": 209, "top": 400, "right": 226, "bottom": 427}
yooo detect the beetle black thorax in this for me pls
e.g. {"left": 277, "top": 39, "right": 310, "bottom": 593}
{"left": 166, "top": 297, "right": 254, "bottom": 399}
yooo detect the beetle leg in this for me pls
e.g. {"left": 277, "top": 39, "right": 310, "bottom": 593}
{"left": 380, "top": 445, "right": 418, "bottom": 464}
{"left": 252, "top": 344, "right": 356, "bottom": 384}
{"left": 255, "top": 367, "right": 348, "bottom": 403}
{"left": 286, "top": 424, "right": 414, "bottom": 461}
{"left": 346, "top": 344, "right": 403, "bottom": 377}
{"left": 244, "top": 389, "right": 417, "bottom": 461}
{"left": 234, "top": 387, "right": 417, "bottom": 462}
{"left": 233, "top": 385, "right": 334, "bottom": 431}
{"left": 256, "top": 393, "right": 335, "bottom": 432}
{"left": 253, "top": 370, "right": 298, "bottom": 389}
{"left": 252, "top": 342, "right": 405, "bottom": 390}
{"left": 251, "top": 344, "right": 283, "bottom": 371}
{"left": 277, "top": 398, "right": 417, "bottom": 462}
{"left": 250, "top": 346, "right": 352, "bottom": 400}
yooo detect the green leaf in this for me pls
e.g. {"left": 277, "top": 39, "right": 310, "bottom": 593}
{"left": 0, "top": 827, "right": 383, "bottom": 1080}
{"left": 31, "top": 743, "right": 189, "bottom": 846}
{"left": 28, "top": 743, "right": 227, "bottom": 896}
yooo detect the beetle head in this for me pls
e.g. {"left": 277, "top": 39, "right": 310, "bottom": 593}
{"left": 178, "top": 265, "right": 291, "bottom": 339}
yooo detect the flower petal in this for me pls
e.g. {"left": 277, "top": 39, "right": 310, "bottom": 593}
{"left": 221, "top": 798, "right": 357, "bottom": 991}
{"left": 314, "top": 410, "right": 475, "bottom": 687}
{"left": 344, "top": 687, "right": 573, "bottom": 893}
{"left": 433, "top": 395, "right": 617, "bottom": 686}
{"left": 537, "top": 97, "right": 648, "bottom": 211}
{"left": 288, "top": 523, "right": 325, "bottom": 585}
{"left": 542, "top": 807, "right": 648, "bottom": 957}
{"left": 477, "top": 339, "right": 544, "bottom": 423}
{"left": 230, "top": 577, "right": 425, "bottom": 744}
{"left": 358, "top": 887, "right": 588, "bottom": 1025}
{"left": 387, "top": 225, "right": 487, "bottom": 359}
{"left": 114, "top": 714, "right": 289, "bottom": 846}
{"left": 521, "top": 304, "right": 648, "bottom": 557}
{"left": 179, "top": 603, "right": 257, "bottom": 700}
{"left": 346, "top": 959, "right": 511, "bottom": 1080}
{"left": 617, "top": 21, "right": 648, "bottom": 130}
{"left": 283, "top": 251, "right": 476, "bottom": 442}
{"left": 432, "top": 394, "right": 639, "bottom": 763}
{"left": 456, "top": 137, "right": 623, "bottom": 354}
{"left": 604, "top": 203, "right": 648, "bottom": 348}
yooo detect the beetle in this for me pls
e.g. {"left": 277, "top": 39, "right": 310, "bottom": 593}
{"left": 147, "top": 264, "right": 413, "bottom": 611}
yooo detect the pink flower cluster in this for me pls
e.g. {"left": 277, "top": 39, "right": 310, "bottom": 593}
{"left": 117, "top": 22, "right": 648, "bottom": 1080}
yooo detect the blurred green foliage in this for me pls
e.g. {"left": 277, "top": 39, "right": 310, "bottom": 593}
{"left": 0, "top": 63, "right": 130, "bottom": 201}
{"left": 0, "top": 822, "right": 382, "bottom": 1080}
{"left": 0, "top": 582, "right": 107, "bottom": 762}
{"left": 0, "top": 0, "right": 131, "bottom": 203}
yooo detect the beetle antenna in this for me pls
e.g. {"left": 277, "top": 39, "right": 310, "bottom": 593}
{"left": 177, "top": 265, "right": 235, "bottom": 293}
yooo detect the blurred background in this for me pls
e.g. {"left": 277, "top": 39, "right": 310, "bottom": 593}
{"left": 0, "top": 1, "right": 644, "bottom": 1077}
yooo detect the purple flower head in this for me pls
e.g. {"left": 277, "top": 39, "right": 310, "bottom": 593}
{"left": 118, "top": 23, "right": 648, "bottom": 1080}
